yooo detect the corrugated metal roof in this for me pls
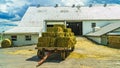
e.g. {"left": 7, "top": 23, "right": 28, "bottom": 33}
{"left": 86, "top": 23, "right": 120, "bottom": 36}
{"left": 5, "top": 5, "right": 120, "bottom": 34}
{"left": 19, "top": 5, "right": 120, "bottom": 27}
{"left": 4, "top": 27, "right": 42, "bottom": 34}
{"left": 107, "top": 32, "right": 120, "bottom": 35}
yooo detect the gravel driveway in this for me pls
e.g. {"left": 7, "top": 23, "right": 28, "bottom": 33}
{"left": 0, "top": 37, "right": 120, "bottom": 68}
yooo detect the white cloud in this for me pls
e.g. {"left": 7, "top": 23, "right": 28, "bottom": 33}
{"left": 0, "top": 0, "right": 31, "bottom": 21}
{"left": 0, "top": 18, "right": 19, "bottom": 24}
{"left": 0, "top": 18, "right": 10, "bottom": 22}
{"left": 0, "top": 4, "right": 8, "bottom": 12}
{"left": 11, "top": 14, "right": 21, "bottom": 21}
{"left": 61, "top": 0, "right": 86, "bottom": 6}
{"left": 0, "top": 0, "right": 30, "bottom": 13}
{"left": 9, "top": 0, "right": 30, "bottom": 7}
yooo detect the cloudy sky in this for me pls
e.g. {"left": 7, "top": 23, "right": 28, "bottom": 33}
{"left": 0, "top": 0, "right": 120, "bottom": 23}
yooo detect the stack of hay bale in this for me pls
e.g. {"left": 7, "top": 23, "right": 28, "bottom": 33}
{"left": 108, "top": 36, "right": 120, "bottom": 48}
{"left": 1, "top": 39, "right": 12, "bottom": 48}
{"left": 37, "top": 24, "right": 76, "bottom": 48}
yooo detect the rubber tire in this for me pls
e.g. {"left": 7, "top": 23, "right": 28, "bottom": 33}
{"left": 71, "top": 46, "right": 75, "bottom": 52}
{"left": 61, "top": 50, "right": 70, "bottom": 60}
{"left": 37, "top": 50, "right": 45, "bottom": 59}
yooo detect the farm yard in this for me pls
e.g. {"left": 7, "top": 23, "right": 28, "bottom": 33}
{"left": 0, "top": 37, "right": 120, "bottom": 68}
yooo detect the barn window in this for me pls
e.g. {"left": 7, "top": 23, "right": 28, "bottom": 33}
{"left": 11, "top": 35, "right": 17, "bottom": 41}
{"left": 47, "top": 25, "right": 53, "bottom": 27}
{"left": 92, "top": 23, "right": 96, "bottom": 28}
{"left": 25, "top": 35, "right": 31, "bottom": 41}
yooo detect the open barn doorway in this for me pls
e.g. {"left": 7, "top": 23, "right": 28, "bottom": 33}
{"left": 66, "top": 22, "right": 83, "bottom": 36}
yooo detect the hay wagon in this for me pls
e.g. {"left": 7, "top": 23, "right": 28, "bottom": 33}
{"left": 35, "top": 25, "right": 76, "bottom": 60}
{"left": 35, "top": 44, "right": 74, "bottom": 60}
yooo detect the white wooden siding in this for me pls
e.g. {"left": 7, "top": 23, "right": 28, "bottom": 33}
{"left": 83, "top": 20, "right": 120, "bottom": 35}
{"left": 4, "top": 34, "right": 39, "bottom": 46}
{"left": 87, "top": 36, "right": 101, "bottom": 44}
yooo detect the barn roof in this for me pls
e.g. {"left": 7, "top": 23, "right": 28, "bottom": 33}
{"left": 4, "top": 27, "right": 42, "bottom": 34}
{"left": 4, "top": 5, "right": 120, "bottom": 34}
{"left": 19, "top": 5, "right": 120, "bottom": 27}
{"left": 107, "top": 32, "right": 120, "bottom": 35}
{"left": 86, "top": 23, "right": 120, "bottom": 36}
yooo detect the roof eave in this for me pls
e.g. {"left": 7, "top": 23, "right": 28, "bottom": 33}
{"left": 4, "top": 32, "right": 39, "bottom": 34}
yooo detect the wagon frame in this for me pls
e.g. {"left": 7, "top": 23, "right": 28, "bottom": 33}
{"left": 35, "top": 46, "right": 74, "bottom": 60}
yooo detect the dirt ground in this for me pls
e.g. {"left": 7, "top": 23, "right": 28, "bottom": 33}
{"left": 0, "top": 37, "right": 120, "bottom": 68}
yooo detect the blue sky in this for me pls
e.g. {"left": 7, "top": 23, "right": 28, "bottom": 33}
{"left": 0, "top": 0, "right": 120, "bottom": 23}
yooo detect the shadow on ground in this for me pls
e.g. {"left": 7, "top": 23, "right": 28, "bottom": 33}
{"left": 26, "top": 55, "right": 38, "bottom": 62}
{"left": 26, "top": 53, "right": 63, "bottom": 63}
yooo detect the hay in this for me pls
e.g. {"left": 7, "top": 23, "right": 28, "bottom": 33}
{"left": 42, "top": 32, "right": 64, "bottom": 37}
{"left": 56, "top": 37, "right": 76, "bottom": 47}
{"left": 64, "top": 32, "right": 71, "bottom": 37}
{"left": 1, "top": 39, "right": 12, "bottom": 48}
{"left": 38, "top": 37, "right": 51, "bottom": 47}
{"left": 64, "top": 28, "right": 72, "bottom": 32}
{"left": 37, "top": 37, "right": 56, "bottom": 47}
{"left": 6, "top": 49, "right": 36, "bottom": 55}
{"left": 71, "top": 37, "right": 120, "bottom": 59}
{"left": 37, "top": 42, "right": 50, "bottom": 47}
{"left": 38, "top": 37, "right": 51, "bottom": 42}
{"left": 64, "top": 32, "right": 74, "bottom": 37}
{"left": 37, "top": 24, "right": 76, "bottom": 48}
{"left": 56, "top": 37, "right": 69, "bottom": 47}
{"left": 108, "top": 36, "right": 120, "bottom": 43}
{"left": 108, "top": 36, "right": 120, "bottom": 48}
{"left": 42, "top": 32, "right": 56, "bottom": 37}
{"left": 108, "top": 43, "right": 120, "bottom": 48}
{"left": 47, "top": 27, "right": 63, "bottom": 32}
{"left": 55, "top": 32, "right": 64, "bottom": 37}
{"left": 70, "top": 32, "right": 74, "bottom": 36}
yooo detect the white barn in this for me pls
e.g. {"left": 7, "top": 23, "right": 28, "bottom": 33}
{"left": 4, "top": 4, "right": 120, "bottom": 46}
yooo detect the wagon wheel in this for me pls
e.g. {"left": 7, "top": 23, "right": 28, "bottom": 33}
{"left": 61, "top": 49, "right": 70, "bottom": 60}
{"left": 37, "top": 49, "right": 45, "bottom": 59}
{"left": 71, "top": 46, "right": 75, "bottom": 52}
{"left": 61, "top": 51, "right": 66, "bottom": 60}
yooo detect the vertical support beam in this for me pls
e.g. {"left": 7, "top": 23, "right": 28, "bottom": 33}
{"left": 44, "top": 21, "right": 47, "bottom": 32}
{"left": 64, "top": 20, "right": 67, "bottom": 28}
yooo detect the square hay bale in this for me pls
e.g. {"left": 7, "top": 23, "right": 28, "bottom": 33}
{"left": 49, "top": 42, "right": 55, "bottom": 47}
{"left": 37, "top": 37, "right": 56, "bottom": 47}
{"left": 50, "top": 37, "right": 56, "bottom": 43}
{"left": 64, "top": 32, "right": 75, "bottom": 37}
{"left": 70, "top": 36, "right": 77, "bottom": 45}
{"left": 56, "top": 37, "right": 76, "bottom": 47}
{"left": 108, "top": 35, "right": 120, "bottom": 48}
{"left": 54, "top": 24, "right": 66, "bottom": 29}
{"left": 38, "top": 37, "right": 51, "bottom": 42}
{"left": 108, "top": 43, "right": 120, "bottom": 48}
{"left": 64, "top": 32, "right": 71, "bottom": 37}
{"left": 64, "top": 28, "right": 72, "bottom": 32}
{"left": 42, "top": 32, "right": 56, "bottom": 37}
{"left": 70, "top": 32, "right": 74, "bottom": 36}
{"left": 108, "top": 36, "right": 120, "bottom": 43}
{"left": 37, "top": 42, "right": 50, "bottom": 47}
{"left": 55, "top": 32, "right": 64, "bottom": 37}
{"left": 47, "top": 27, "right": 63, "bottom": 32}
{"left": 56, "top": 37, "right": 69, "bottom": 47}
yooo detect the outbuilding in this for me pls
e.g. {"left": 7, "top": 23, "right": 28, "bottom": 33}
{"left": 4, "top": 27, "right": 41, "bottom": 46}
